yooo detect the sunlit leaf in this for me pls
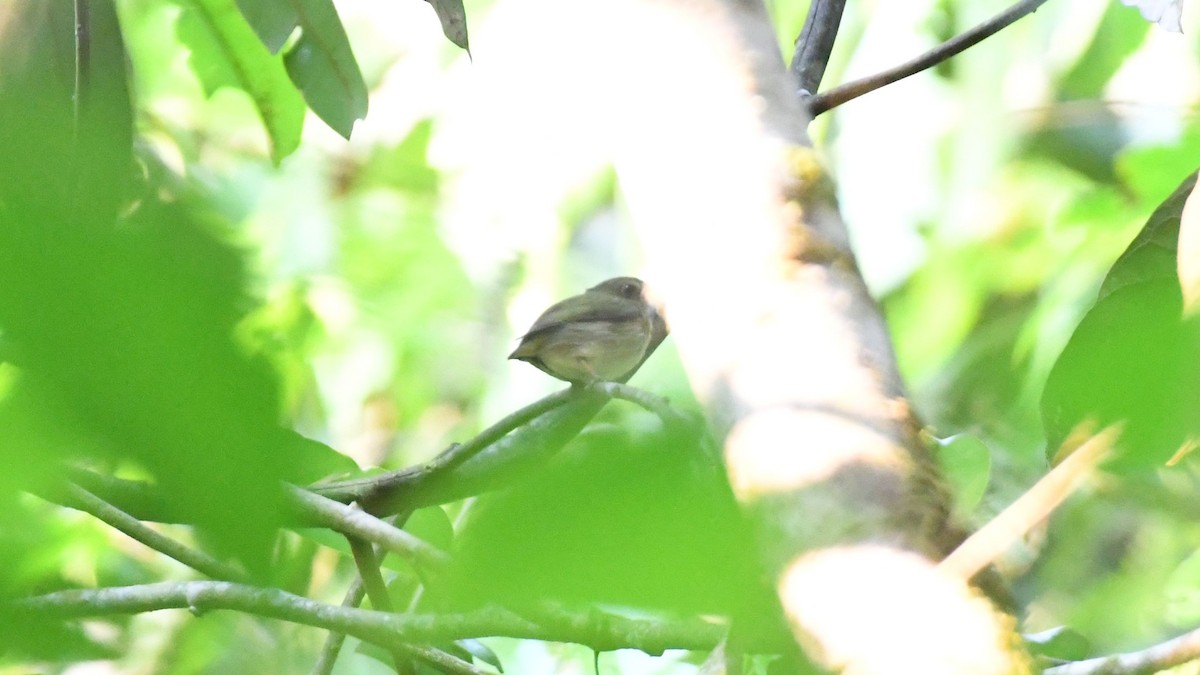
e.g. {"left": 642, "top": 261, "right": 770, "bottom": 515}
{"left": 179, "top": 0, "right": 305, "bottom": 162}
{"left": 1098, "top": 175, "right": 1191, "bottom": 299}
{"left": 1042, "top": 173, "right": 1200, "bottom": 469}
{"left": 1166, "top": 548, "right": 1200, "bottom": 625}
{"left": 282, "top": 0, "right": 368, "bottom": 139}
{"left": 1178, "top": 176, "right": 1200, "bottom": 315}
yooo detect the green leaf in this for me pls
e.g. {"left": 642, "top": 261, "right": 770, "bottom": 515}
{"left": 456, "top": 639, "right": 502, "bottom": 671}
{"left": 1117, "top": 127, "right": 1200, "bottom": 205}
{"left": 403, "top": 506, "right": 454, "bottom": 551}
{"left": 1042, "top": 173, "right": 1200, "bottom": 469}
{"left": 1166, "top": 548, "right": 1200, "bottom": 625}
{"left": 1180, "top": 180, "right": 1200, "bottom": 315}
{"left": 426, "top": 0, "right": 470, "bottom": 52}
{"left": 234, "top": 0, "right": 298, "bottom": 53}
{"left": 179, "top": 0, "right": 305, "bottom": 162}
{"left": 282, "top": 0, "right": 369, "bottom": 139}
{"left": 935, "top": 434, "right": 991, "bottom": 517}
{"left": 0, "top": 0, "right": 133, "bottom": 224}
{"left": 1098, "top": 172, "right": 1195, "bottom": 300}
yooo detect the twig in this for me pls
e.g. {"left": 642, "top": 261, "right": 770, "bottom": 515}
{"left": 345, "top": 531, "right": 478, "bottom": 674}
{"left": 939, "top": 424, "right": 1120, "bottom": 581}
{"left": 312, "top": 580, "right": 366, "bottom": 675}
{"left": 1044, "top": 625, "right": 1200, "bottom": 674}
{"left": 348, "top": 537, "right": 394, "bottom": 614}
{"left": 586, "top": 381, "right": 691, "bottom": 426}
{"left": 14, "top": 581, "right": 731, "bottom": 653}
{"left": 791, "top": 0, "right": 848, "bottom": 96}
{"left": 291, "top": 493, "right": 471, "bottom": 671}
{"left": 54, "top": 483, "right": 248, "bottom": 582}
{"left": 806, "top": 0, "right": 1051, "bottom": 116}
{"left": 316, "top": 511, "right": 414, "bottom": 675}
{"left": 284, "top": 485, "right": 448, "bottom": 572}
{"left": 347, "top": 536, "right": 408, "bottom": 672}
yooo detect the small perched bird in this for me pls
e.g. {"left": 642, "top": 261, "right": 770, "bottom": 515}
{"left": 509, "top": 277, "right": 667, "bottom": 384}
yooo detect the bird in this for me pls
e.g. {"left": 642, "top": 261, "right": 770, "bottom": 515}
{"left": 509, "top": 277, "right": 667, "bottom": 384}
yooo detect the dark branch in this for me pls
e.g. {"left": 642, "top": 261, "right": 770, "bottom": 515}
{"left": 806, "top": 0, "right": 1051, "bottom": 116}
{"left": 790, "top": 0, "right": 848, "bottom": 96}
{"left": 313, "top": 385, "right": 584, "bottom": 512}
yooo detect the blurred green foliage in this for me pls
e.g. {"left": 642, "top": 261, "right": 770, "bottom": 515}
{"left": 1, "top": 0, "right": 1200, "bottom": 672}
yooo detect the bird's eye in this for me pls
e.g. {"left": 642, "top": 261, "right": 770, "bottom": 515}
{"left": 621, "top": 283, "right": 639, "bottom": 298}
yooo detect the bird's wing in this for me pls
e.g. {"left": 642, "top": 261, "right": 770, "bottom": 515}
{"left": 517, "top": 292, "right": 646, "bottom": 341}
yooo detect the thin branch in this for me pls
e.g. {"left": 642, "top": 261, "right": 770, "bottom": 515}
{"left": 14, "top": 581, "right": 730, "bottom": 653}
{"left": 806, "top": 0, "right": 1051, "bottom": 116}
{"left": 586, "top": 381, "right": 691, "bottom": 427}
{"left": 516, "top": 601, "right": 734, "bottom": 654}
{"left": 346, "top": 532, "right": 477, "bottom": 674}
{"left": 1044, "top": 625, "right": 1200, "bottom": 675}
{"left": 348, "top": 537, "right": 394, "bottom": 614}
{"left": 790, "top": 0, "right": 848, "bottom": 96}
{"left": 939, "top": 424, "right": 1119, "bottom": 581}
{"left": 54, "top": 483, "right": 248, "bottom": 582}
{"left": 312, "top": 580, "right": 366, "bottom": 675}
{"left": 347, "top": 536, "right": 408, "bottom": 673}
{"left": 284, "top": 485, "right": 449, "bottom": 572}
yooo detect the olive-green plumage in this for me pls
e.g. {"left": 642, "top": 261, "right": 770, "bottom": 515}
{"left": 509, "top": 277, "right": 666, "bottom": 384}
